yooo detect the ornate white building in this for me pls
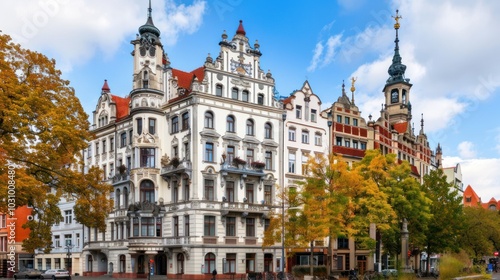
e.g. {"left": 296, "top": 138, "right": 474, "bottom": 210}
{"left": 82, "top": 4, "right": 285, "bottom": 278}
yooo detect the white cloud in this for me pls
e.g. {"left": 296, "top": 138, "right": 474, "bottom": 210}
{"left": 307, "top": 42, "right": 324, "bottom": 72}
{"left": 322, "top": 34, "right": 343, "bottom": 66}
{"left": 457, "top": 141, "right": 476, "bottom": 159}
{"left": 0, "top": 0, "right": 206, "bottom": 72}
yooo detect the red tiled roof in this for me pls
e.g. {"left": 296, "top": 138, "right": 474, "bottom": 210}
{"left": 172, "top": 67, "right": 205, "bottom": 90}
{"left": 393, "top": 122, "right": 408, "bottom": 133}
{"left": 111, "top": 95, "right": 130, "bottom": 121}
{"left": 282, "top": 95, "right": 295, "bottom": 105}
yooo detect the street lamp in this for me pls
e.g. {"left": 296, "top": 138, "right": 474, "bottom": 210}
{"left": 280, "top": 111, "right": 287, "bottom": 279}
{"left": 65, "top": 242, "right": 74, "bottom": 275}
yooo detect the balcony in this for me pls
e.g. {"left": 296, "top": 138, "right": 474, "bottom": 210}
{"left": 219, "top": 161, "right": 266, "bottom": 178}
{"left": 160, "top": 160, "right": 192, "bottom": 180}
{"left": 112, "top": 173, "right": 130, "bottom": 184}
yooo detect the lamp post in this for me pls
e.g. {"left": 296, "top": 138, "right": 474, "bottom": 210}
{"left": 280, "top": 111, "right": 287, "bottom": 279}
{"left": 65, "top": 242, "right": 74, "bottom": 275}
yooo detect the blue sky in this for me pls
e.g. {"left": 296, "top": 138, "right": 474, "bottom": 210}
{"left": 2, "top": 0, "right": 500, "bottom": 200}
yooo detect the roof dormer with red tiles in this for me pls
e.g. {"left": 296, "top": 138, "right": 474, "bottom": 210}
{"left": 92, "top": 80, "right": 130, "bottom": 130}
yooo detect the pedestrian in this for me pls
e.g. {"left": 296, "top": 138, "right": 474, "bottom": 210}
{"left": 212, "top": 269, "right": 217, "bottom": 280}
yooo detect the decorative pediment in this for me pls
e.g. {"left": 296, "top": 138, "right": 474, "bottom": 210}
{"left": 200, "top": 129, "right": 221, "bottom": 139}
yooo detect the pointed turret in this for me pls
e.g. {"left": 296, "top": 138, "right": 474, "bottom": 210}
{"left": 236, "top": 20, "right": 246, "bottom": 36}
{"left": 101, "top": 79, "right": 110, "bottom": 94}
{"left": 138, "top": 0, "right": 160, "bottom": 39}
{"left": 386, "top": 10, "right": 408, "bottom": 85}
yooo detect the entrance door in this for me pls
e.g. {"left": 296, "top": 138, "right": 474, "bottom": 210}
{"left": 156, "top": 254, "right": 167, "bottom": 275}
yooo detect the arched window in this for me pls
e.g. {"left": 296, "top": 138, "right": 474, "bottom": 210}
{"left": 143, "top": 71, "right": 149, "bottom": 88}
{"left": 115, "top": 189, "right": 121, "bottom": 209}
{"left": 227, "top": 115, "right": 235, "bottom": 132}
{"left": 257, "top": 94, "right": 264, "bottom": 105}
{"left": 123, "top": 187, "right": 129, "bottom": 208}
{"left": 140, "top": 180, "right": 155, "bottom": 203}
{"left": 231, "top": 88, "right": 238, "bottom": 100}
{"left": 391, "top": 89, "right": 399, "bottom": 103}
{"left": 246, "top": 119, "right": 254, "bottom": 136}
{"left": 204, "top": 253, "right": 216, "bottom": 274}
{"left": 204, "top": 111, "right": 214, "bottom": 129}
{"left": 216, "top": 84, "right": 223, "bottom": 97}
{"left": 264, "top": 123, "right": 272, "bottom": 139}
{"left": 242, "top": 90, "right": 249, "bottom": 102}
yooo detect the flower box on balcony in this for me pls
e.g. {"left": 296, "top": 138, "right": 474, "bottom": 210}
{"left": 232, "top": 157, "right": 247, "bottom": 166}
{"left": 251, "top": 161, "right": 266, "bottom": 169}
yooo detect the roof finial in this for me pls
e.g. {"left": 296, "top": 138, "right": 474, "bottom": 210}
{"left": 342, "top": 80, "right": 346, "bottom": 96}
{"left": 148, "top": 0, "right": 152, "bottom": 18}
{"left": 392, "top": 9, "right": 402, "bottom": 30}
{"left": 236, "top": 20, "right": 246, "bottom": 36}
{"left": 350, "top": 77, "right": 357, "bottom": 104}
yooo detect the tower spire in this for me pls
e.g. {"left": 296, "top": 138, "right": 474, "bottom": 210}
{"left": 350, "top": 77, "right": 356, "bottom": 105}
{"left": 148, "top": 0, "right": 152, "bottom": 18}
{"left": 386, "top": 9, "right": 407, "bottom": 85}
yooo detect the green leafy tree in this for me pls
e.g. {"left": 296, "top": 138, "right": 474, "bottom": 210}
{"left": 0, "top": 33, "right": 113, "bottom": 252}
{"left": 421, "top": 169, "right": 464, "bottom": 272}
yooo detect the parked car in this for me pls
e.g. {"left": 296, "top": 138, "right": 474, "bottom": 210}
{"left": 39, "top": 269, "right": 71, "bottom": 280}
{"left": 14, "top": 269, "right": 43, "bottom": 279}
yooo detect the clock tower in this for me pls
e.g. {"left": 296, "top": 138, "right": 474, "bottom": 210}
{"left": 383, "top": 10, "right": 412, "bottom": 126}
{"left": 130, "top": 0, "right": 165, "bottom": 91}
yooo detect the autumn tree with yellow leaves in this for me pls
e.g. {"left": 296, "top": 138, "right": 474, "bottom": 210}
{"left": 0, "top": 33, "right": 113, "bottom": 252}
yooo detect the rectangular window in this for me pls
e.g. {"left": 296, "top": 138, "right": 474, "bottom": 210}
{"left": 264, "top": 219, "right": 270, "bottom": 231}
{"left": 225, "top": 253, "right": 237, "bottom": 273}
{"left": 136, "top": 118, "right": 143, "bottom": 135}
{"left": 173, "top": 216, "right": 179, "bottom": 237}
{"left": 216, "top": 85, "right": 223, "bottom": 96}
{"left": 361, "top": 142, "right": 367, "bottom": 150}
{"left": 140, "top": 148, "right": 155, "bottom": 167}
{"left": 353, "top": 118, "right": 358, "bottom": 126}
{"left": 226, "top": 217, "right": 236, "bottom": 236}
{"left": 288, "top": 129, "right": 296, "bottom": 141}
{"left": 246, "top": 218, "right": 255, "bottom": 237}
{"left": 149, "top": 118, "right": 156, "bottom": 134}
{"left": 184, "top": 215, "right": 190, "bottom": 236}
{"left": 311, "top": 109, "right": 317, "bottom": 122}
{"left": 204, "top": 216, "right": 216, "bottom": 236}
{"left": 173, "top": 181, "right": 179, "bottom": 203}
{"left": 301, "top": 130, "right": 309, "bottom": 144}
{"left": 204, "top": 179, "right": 214, "bottom": 201}
{"left": 141, "top": 217, "right": 155, "bottom": 237}
{"left": 129, "top": 130, "right": 133, "bottom": 145}
{"left": 245, "top": 184, "right": 254, "bottom": 204}
{"left": 95, "top": 141, "right": 99, "bottom": 155}
{"left": 246, "top": 149, "right": 254, "bottom": 165}
{"left": 315, "top": 133, "right": 321, "bottom": 146}
{"left": 264, "top": 185, "right": 272, "bottom": 205}
{"left": 171, "top": 116, "right": 179, "bottom": 133}
{"left": 102, "top": 140, "right": 106, "bottom": 153}
{"left": 296, "top": 105, "right": 302, "bottom": 119}
{"left": 54, "top": 235, "right": 60, "bottom": 247}
{"left": 242, "top": 90, "right": 249, "bottom": 102}
{"left": 345, "top": 140, "right": 350, "bottom": 148}
{"left": 337, "top": 115, "right": 342, "bottom": 123}
{"left": 336, "top": 137, "right": 342, "bottom": 146}
{"left": 288, "top": 153, "right": 296, "bottom": 173}
{"left": 0, "top": 214, "right": 6, "bottom": 228}
{"left": 183, "top": 178, "right": 190, "bottom": 201}
{"left": 182, "top": 113, "right": 189, "bottom": 131}
{"left": 156, "top": 217, "right": 162, "bottom": 237}
{"left": 64, "top": 210, "right": 72, "bottom": 224}
{"left": 338, "top": 238, "right": 349, "bottom": 249}
{"left": 231, "top": 88, "right": 238, "bottom": 100}
{"left": 226, "top": 181, "right": 235, "bottom": 202}
{"left": 120, "top": 132, "right": 127, "bottom": 148}
{"left": 110, "top": 137, "right": 114, "bottom": 151}
{"left": 353, "top": 141, "right": 359, "bottom": 149}
{"left": 345, "top": 117, "right": 350, "bottom": 125}
{"left": 265, "top": 151, "right": 272, "bottom": 170}
{"left": 205, "top": 142, "right": 214, "bottom": 162}
{"left": 64, "top": 234, "right": 72, "bottom": 246}
{"left": 131, "top": 219, "right": 139, "bottom": 238}
{"left": 55, "top": 258, "right": 61, "bottom": 269}
{"left": 227, "top": 145, "right": 235, "bottom": 164}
